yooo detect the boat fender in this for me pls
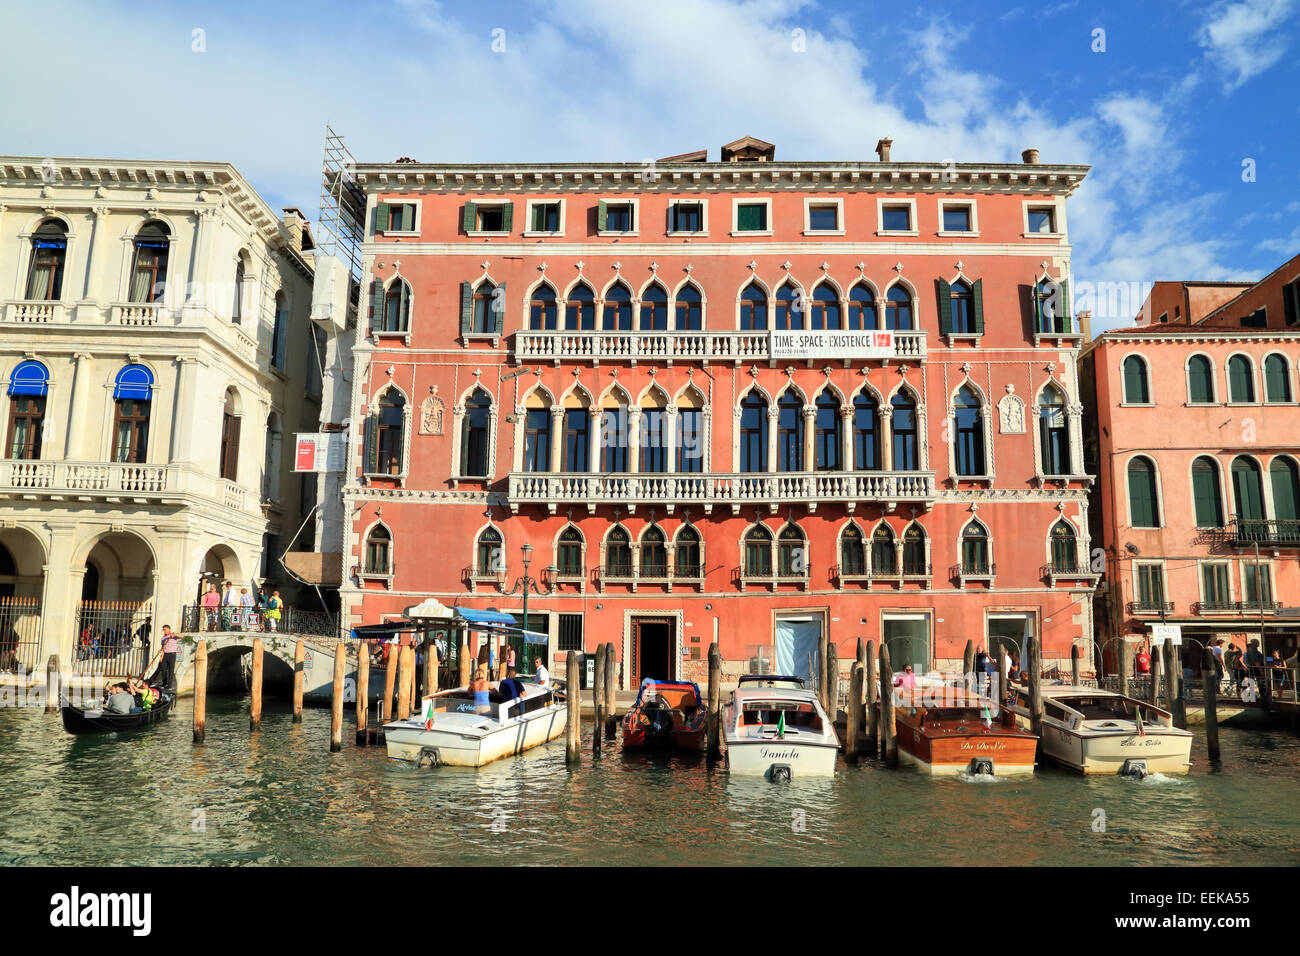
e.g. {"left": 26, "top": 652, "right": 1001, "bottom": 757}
{"left": 967, "top": 757, "right": 994, "bottom": 776}
{"left": 1120, "top": 758, "right": 1148, "bottom": 779}
{"left": 415, "top": 747, "right": 440, "bottom": 769}
{"left": 769, "top": 764, "right": 792, "bottom": 783}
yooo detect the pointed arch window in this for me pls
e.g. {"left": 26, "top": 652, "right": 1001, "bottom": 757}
{"left": 476, "top": 527, "right": 503, "bottom": 576}
{"left": 777, "top": 392, "right": 804, "bottom": 471}
{"left": 1122, "top": 356, "right": 1149, "bottom": 403}
{"left": 599, "top": 396, "right": 629, "bottom": 473}
{"left": 523, "top": 401, "right": 552, "bottom": 473}
{"left": 814, "top": 392, "right": 841, "bottom": 470}
{"left": 563, "top": 400, "right": 590, "bottom": 472}
{"left": 1192, "top": 456, "right": 1225, "bottom": 528}
{"left": 903, "top": 525, "right": 926, "bottom": 575}
{"left": 606, "top": 527, "right": 632, "bottom": 577}
{"left": 368, "top": 389, "right": 406, "bottom": 476}
{"left": 778, "top": 524, "right": 806, "bottom": 576}
{"left": 853, "top": 393, "right": 879, "bottom": 470}
{"left": 1264, "top": 354, "right": 1292, "bottom": 402}
{"left": 1039, "top": 384, "right": 1070, "bottom": 475}
{"left": 364, "top": 525, "right": 391, "bottom": 575}
{"left": 1187, "top": 354, "right": 1214, "bottom": 403}
{"left": 871, "top": 525, "right": 896, "bottom": 575}
{"left": 848, "top": 284, "right": 877, "bottom": 330}
{"left": 675, "top": 526, "right": 701, "bottom": 578}
{"left": 675, "top": 284, "right": 702, "bottom": 330}
{"left": 557, "top": 527, "right": 584, "bottom": 576}
{"left": 740, "top": 283, "right": 768, "bottom": 331}
{"left": 885, "top": 286, "right": 913, "bottom": 331}
{"left": 529, "top": 283, "right": 557, "bottom": 330}
{"left": 810, "top": 284, "right": 841, "bottom": 330}
{"left": 640, "top": 284, "right": 668, "bottom": 331}
{"left": 640, "top": 527, "right": 667, "bottom": 578}
{"left": 565, "top": 283, "right": 595, "bottom": 331}
{"left": 840, "top": 524, "right": 865, "bottom": 576}
{"left": 602, "top": 283, "right": 633, "bottom": 331}
{"left": 744, "top": 524, "right": 773, "bottom": 577}
{"left": 25, "top": 219, "right": 67, "bottom": 300}
{"left": 1231, "top": 456, "right": 1265, "bottom": 522}
{"left": 382, "top": 278, "right": 411, "bottom": 333}
{"left": 891, "top": 391, "right": 918, "bottom": 471}
{"left": 953, "top": 385, "right": 985, "bottom": 475}
{"left": 739, "top": 392, "right": 768, "bottom": 473}
{"left": 1127, "top": 456, "right": 1160, "bottom": 528}
{"left": 1049, "top": 521, "right": 1076, "bottom": 573}
{"left": 129, "top": 221, "right": 170, "bottom": 303}
{"left": 961, "top": 522, "right": 990, "bottom": 575}
{"left": 775, "top": 284, "right": 801, "bottom": 331}
{"left": 472, "top": 280, "right": 497, "bottom": 334}
{"left": 1228, "top": 355, "right": 1254, "bottom": 403}
{"left": 461, "top": 388, "right": 492, "bottom": 478}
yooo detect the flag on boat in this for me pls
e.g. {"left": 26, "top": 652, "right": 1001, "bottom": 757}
{"left": 424, "top": 699, "right": 435, "bottom": 731}
{"left": 1136, "top": 708, "right": 1145, "bottom": 736}
{"left": 982, "top": 702, "right": 992, "bottom": 729}
{"left": 777, "top": 711, "right": 785, "bottom": 738}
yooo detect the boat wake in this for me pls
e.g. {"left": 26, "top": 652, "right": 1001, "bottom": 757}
{"left": 956, "top": 771, "right": 1006, "bottom": 784}
{"left": 1127, "top": 771, "right": 1185, "bottom": 786}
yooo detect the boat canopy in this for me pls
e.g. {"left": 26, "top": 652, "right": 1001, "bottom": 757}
{"left": 350, "top": 622, "right": 416, "bottom": 641}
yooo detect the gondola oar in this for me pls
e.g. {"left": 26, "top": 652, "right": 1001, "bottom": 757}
{"left": 139, "top": 646, "right": 164, "bottom": 684}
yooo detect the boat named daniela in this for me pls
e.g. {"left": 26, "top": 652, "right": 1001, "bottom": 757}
{"left": 722, "top": 675, "right": 839, "bottom": 779}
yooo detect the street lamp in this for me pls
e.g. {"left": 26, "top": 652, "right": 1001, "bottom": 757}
{"left": 501, "top": 542, "right": 555, "bottom": 676}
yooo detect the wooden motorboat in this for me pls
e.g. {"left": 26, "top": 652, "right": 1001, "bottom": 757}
{"left": 892, "top": 687, "right": 1037, "bottom": 776}
{"left": 383, "top": 680, "right": 566, "bottom": 768}
{"left": 722, "top": 675, "right": 839, "bottom": 779}
{"left": 622, "top": 679, "right": 706, "bottom": 750}
{"left": 1006, "top": 685, "right": 1192, "bottom": 776}
{"left": 61, "top": 690, "right": 174, "bottom": 735}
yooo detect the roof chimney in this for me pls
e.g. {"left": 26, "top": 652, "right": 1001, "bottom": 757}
{"left": 1021, "top": 148, "right": 1040, "bottom": 164}
{"left": 875, "top": 138, "right": 893, "bottom": 162}
{"left": 280, "top": 208, "right": 304, "bottom": 255}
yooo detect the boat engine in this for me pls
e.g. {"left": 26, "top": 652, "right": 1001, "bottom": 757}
{"left": 1120, "top": 758, "right": 1148, "bottom": 779}
{"left": 415, "top": 747, "right": 440, "bottom": 769}
{"left": 967, "top": 758, "right": 994, "bottom": 776}
{"left": 769, "top": 764, "right": 792, "bottom": 783}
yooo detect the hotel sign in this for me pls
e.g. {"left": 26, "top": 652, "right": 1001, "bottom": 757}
{"left": 769, "top": 329, "right": 895, "bottom": 360}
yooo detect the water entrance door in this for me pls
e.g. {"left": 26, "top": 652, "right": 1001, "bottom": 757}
{"left": 774, "top": 617, "right": 821, "bottom": 683}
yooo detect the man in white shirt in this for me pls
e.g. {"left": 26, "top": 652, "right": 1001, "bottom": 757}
{"left": 533, "top": 656, "right": 549, "bottom": 687}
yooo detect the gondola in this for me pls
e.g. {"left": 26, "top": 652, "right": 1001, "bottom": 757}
{"left": 61, "top": 690, "right": 175, "bottom": 735}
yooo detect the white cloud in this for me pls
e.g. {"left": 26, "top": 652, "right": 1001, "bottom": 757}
{"left": 1197, "top": 0, "right": 1295, "bottom": 91}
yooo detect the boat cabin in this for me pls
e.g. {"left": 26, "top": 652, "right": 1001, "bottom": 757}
{"left": 419, "top": 683, "right": 553, "bottom": 723}
{"left": 738, "top": 699, "right": 824, "bottom": 734}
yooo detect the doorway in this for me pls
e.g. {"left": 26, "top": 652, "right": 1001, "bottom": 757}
{"left": 633, "top": 617, "right": 674, "bottom": 683}
{"left": 882, "top": 612, "right": 931, "bottom": 674}
{"left": 775, "top": 617, "right": 822, "bottom": 683}
{"left": 987, "top": 613, "right": 1034, "bottom": 667}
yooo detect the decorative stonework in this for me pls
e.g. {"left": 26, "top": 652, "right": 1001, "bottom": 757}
{"left": 998, "top": 386, "right": 1026, "bottom": 434}
{"left": 420, "top": 386, "right": 445, "bottom": 435}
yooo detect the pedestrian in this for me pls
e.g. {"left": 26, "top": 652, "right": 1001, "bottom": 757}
{"left": 498, "top": 666, "right": 528, "bottom": 715}
{"left": 1245, "top": 639, "right": 1266, "bottom": 684}
{"left": 153, "top": 624, "right": 179, "bottom": 692}
{"left": 1134, "top": 646, "right": 1151, "bottom": 675}
{"left": 221, "top": 581, "right": 237, "bottom": 630}
{"left": 266, "top": 589, "right": 283, "bottom": 633}
{"left": 506, "top": 643, "right": 516, "bottom": 672}
{"left": 973, "top": 643, "right": 990, "bottom": 695}
{"left": 533, "top": 655, "right": 550, "bottom": 687}
{"left": 201, "top": 582, "right": 220, "bottom": 632}
{"left": 1226, "top": 643, "right": 1244, "bottom": 689}
{"left": 893, "top": 663, "right": 917, "bottom": 689}
{"left": 239, "top": 588, "right": 254, "bottom": 630}
{"left": 134, "top": 615, "right": 152, "bottom": 668}
{"left": 470, "top": 663, "right": 491, "bottom": 716}
{"left": 255, "top": 588, "right": 268, "bottom": 630}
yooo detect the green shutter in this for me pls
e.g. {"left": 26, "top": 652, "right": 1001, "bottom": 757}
{"left": 401, "top": 203, "right": 415, "bottom": 232}
{"left": 597, "top": 200, "right": 608, "bottom": 232}
{"left": 462, "top": 202, "right": 477, "bottom": 233}
{"left": 501, "top": 202, "right": 513, "bottom": 233}
{"left": 460, "top": 281, "right": 474, "bottom": 337}
{"left": 1232, "top": 461, "right": 1264, "bottom": 520}
{"left": 1188, "top": 357, "right": 1211, "bottom": 403}
{"left": 972, "top": 278, "right": 985, "bottom": 334}
{"left": 936, "top": 278, "right": 952, "bottom": 335}
{"left": 368, "top": 281, "right": 384, "bottom": 332}
{"left": 1031, "top": 284, "right": 1043, "bottom": 334}
{"left": 1059, "top": 279, "right": 1071, "bottom": 333}
{"left": 374, "top": 202, "right": 389, "bottom": 234}
{"left": 1129, "top": 459, "right": 1157, "bottom": 527}
{"left": 1270, "top": 461, "right": 1299, "bottom": 521}
{"left": 1192, "top": 460, "right": 1221, "bottom": 528}
{"left": 1124, "top": 357, "right": 1148, "bottom": 403}
{"left": 364, "top": 411, "right": 379, "bottom": 474}
{"left": 494, "top": 281, "right": 507, "bottom": 335}
{"left": 1229, "top": 357, "right": 1251, "bottom": 402}
{"left": 738, "top": 204, "right": 761, "bottom": 231}
{"left": 1265, "top": 355, "right": 1290, "bottom": 402}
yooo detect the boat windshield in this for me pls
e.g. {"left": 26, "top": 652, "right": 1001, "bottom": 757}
{"left": 741, "top": 701, "right": 822, "bottom": 732}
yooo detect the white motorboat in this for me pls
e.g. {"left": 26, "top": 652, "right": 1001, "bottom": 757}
{"left": 383, "top": 680, "right": 567, "bottom": 768}
{"left": 722, "top": 675, "right": 840, "bottom": 779}
{"left": 1007, "top": 685, "right": 1192, "bottom": 776}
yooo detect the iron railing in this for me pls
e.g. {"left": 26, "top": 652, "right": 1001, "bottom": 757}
{"left": 73, "top": 601, "right": 153, "bottom": 676}
{"left": 1192, "top": 600, "right": 1282, "bottom": 614}
{"left": 0, "top": 595, "right": 42, "bottom": 674}
{"left": 1127, "top": 600, "right": 1174, "bottom": 615}
{"left": 1229, "top": 517, "right": 1300, "bottom": 547}
{"left": 180, "top": 605, "right": 340, "bottom": 638}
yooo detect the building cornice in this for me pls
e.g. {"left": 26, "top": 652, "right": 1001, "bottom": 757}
{"left": 1097, "top": 329, "right": 1300, "bottom": 345}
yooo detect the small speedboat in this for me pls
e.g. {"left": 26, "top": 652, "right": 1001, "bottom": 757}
{"left": 383, "top": 680, "right": 567, "bottom": 768}
{"left": 892, "top": 686, "right": 1037, "bottom": 776}
{"left": 722, "top": 675, "right": 839, "bottom": 779}
{"left": 61, "top": 689, "right": 174, "bottom": 735}
{"left": 622, "top": 679, "right": 706, "bottom": 750}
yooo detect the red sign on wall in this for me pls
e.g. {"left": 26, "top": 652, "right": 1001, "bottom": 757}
{"left": 295, "top": 439, "right": 317, "bottom": 472}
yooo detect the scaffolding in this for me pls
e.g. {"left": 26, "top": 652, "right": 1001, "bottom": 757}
{"left": 317, "top": 124, "right": 366, "bottom": 283}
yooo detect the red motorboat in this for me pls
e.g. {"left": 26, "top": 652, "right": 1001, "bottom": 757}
{"left": 622, "top": 679, "right": 706, "bottom": 750}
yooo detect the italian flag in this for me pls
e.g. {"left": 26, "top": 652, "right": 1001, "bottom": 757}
{"left": 777, "top": 711, "right": 785, "bottom": 739}
{"left": 424, "top": 700, "right": 435, "bottom": 731}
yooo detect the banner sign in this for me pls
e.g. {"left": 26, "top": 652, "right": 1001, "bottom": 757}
{"left": 1149, "top": 624, "right": 1183, "bottom": 646}
{"left": 293, "top": 433, "right": 346, "bottom": 473}
{"left": 769, "top": 329, "right": 895, "bottom": 360}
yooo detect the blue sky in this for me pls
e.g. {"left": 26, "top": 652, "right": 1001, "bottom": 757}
{"left": 2, "top": 0, "right": 1297, "bottom": 331}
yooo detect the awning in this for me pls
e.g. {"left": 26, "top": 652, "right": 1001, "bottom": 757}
{"left": 513, "top": 629, "right": 549, "bottom": 645}
{"left": 282, "top": 551, "right": 342, "bottom": 587}
{"left": 454, "top": 608, "right": 517, "bottom": 627}
{"left": 351, "top": 622, "right": 415, "bottom": 641}
{"left": 9, "top": 360, "right": 49, "bottom": 397}
{"left": 113, "top": 364, "right": 154, "bottom": 401}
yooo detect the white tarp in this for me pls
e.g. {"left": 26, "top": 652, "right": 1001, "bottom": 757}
{"left": 310, "top": 254, "right": 350, "bottom": 331}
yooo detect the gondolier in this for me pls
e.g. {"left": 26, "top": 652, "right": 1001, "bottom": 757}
{"left": 153, "top": 624, "right": 179, "bottom": 692}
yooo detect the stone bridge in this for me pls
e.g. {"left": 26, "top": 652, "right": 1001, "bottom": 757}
{"left": 174, "top": 631, "right": 363, "bottom": 703}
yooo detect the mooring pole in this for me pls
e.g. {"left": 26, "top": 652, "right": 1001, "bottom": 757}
{"left": 356, "top": 641, "right": 369, "bottom": 746}
{"left": 846, "top": 662, "right": 863, "bottom": 761}
{"left": 963, "top": 639, "right": 974, "bottom": 687}
{"left": 1027, "top": 632, "right": 1043, "bottom": 747}
{"left": 292, "top": 640, "right": 305, "bottom": 724}
{"left": 1071, "top": 644, "right": 1080, "bottom": 687}
{"left": 249, "top": 638, "right": 263, "bottom": 731}
{"left": 826, "top": 641, "right": 839, "bottom": 721}
{"left": 1202, "top": 646, "right": 1221, "bottom": 762}
{"left": 396, "top": 645, "right": 412, "bottom": 721}
{"left": 604, "top": 641, "right": 617, "bottom": 738}
{"left": 707, "top": 641, "right": 721, "bottom": 760}
{"left": 592, "top": 643, "right": 605, "bottom": 757}
{"left": 879, "top": 644, "right": 896, "bottom": 768}
{"left": 565, "top": 652, "right": 581, "bottom": 764}
{"left": 866, "top": 640, "right": 879, "bottom": 757}
{"left": 45, "top": 654, "right": 60, "bottom": 713}
{"left": 193, "top": 641, "right": 207, "bottom": 744}
{"left": 382, "top": 643, "right": 397, "bottom": 727}
{"left": 330, "top": 643, "right": 344, "bottom": 753}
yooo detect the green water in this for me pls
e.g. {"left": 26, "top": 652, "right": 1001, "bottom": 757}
{"left": 1, "top": 697, "right": 1298, "bottom": 866}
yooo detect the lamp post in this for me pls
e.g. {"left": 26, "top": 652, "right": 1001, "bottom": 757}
{"left": 502, "top": 542, "right": 555, "bottom": 676}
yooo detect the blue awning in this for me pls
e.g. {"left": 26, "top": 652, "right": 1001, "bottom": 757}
{"left": 8, "top": 360, "right": 49, "bottom": 397}
{"left": 516, "top": 629, "right": 549, "bottom": 645}
{"left": 114, "top": 364, "right": 154, "bottom": 401}
{"left": 454, "top": 608, "right": 517, "bottom": 627}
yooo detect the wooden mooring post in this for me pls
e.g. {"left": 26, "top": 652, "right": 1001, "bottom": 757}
{"left": 592, "top": 643, "right": 606, "bottom": 757}
{"left": 1167, "top": 642, "right": 1186, "bottom": 729}
{"left": 330, "top": 643, "right": 345, "bottom": 753}
{"left": 865, "top": 640, "right": 878, "bottom": 757}
{"left": 962, "top": 639, "right": 974, "bottom": 682}
{"left": 826, "top": 642, "right": 839, "bottom": 720}
{"left": 1149, "top": 644, "right": 1162, "bottom": 708}
{"left": 1071, "top": 645, "right": 1080, "bottom": 687}
{"left": 1118, "top": 635, "right": 1130, "bottom": 698}
{"left": 707, "top": 641, "right": 721, "bottom": 759}
{"left": 846, "top": 662, "right": 863, "bottom": 761}
{"left": 292, "top": 640, "right": 305, "bottom": 724}
{"left": 879, "top": 643, "right": 896, "bottom": 767}
{"left": 355, "top": 641, "right": 369, "bottom": 746}
{"left": 604, "top": 641, "right": 617, "bottom": 738}
{"left": 1027, "top": 632, "right": 1043, "bottom": 749}
{"left": 565, "top": 652, "right": 581, "bottom": 764}
{"left": 423, "top": 637, "right": 437, "bottom": 699}
{"left": 193, "top": 641, "right": 207, "bottom": 744}
{"left": 45, "top": 655, "right": 59, "bottom": 713}
{"left": 383, "top": 644, "right": 398, "bottom": 726}
{"left": 1202, "top": 647, "right": 1221, "bottom": 761}
{"left": 458, "top": 638, "right": 471, "bottom": 688}
{"left": 396, "top": 645, "right": 412, "bottom": 721}
{"left": 249, "top": 638, "right": 263, "bottom": 731}
{"left": 818, "top": 628, "right": 829, "bottom": 717}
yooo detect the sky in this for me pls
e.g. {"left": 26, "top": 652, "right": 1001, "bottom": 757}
{"left": 1, "top": 0, "right": 1297, "bottom": 333}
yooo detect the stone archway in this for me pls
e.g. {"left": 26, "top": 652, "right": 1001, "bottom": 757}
{"left": 71, "top": 529, "right": 157, "bottom": 676}
{"left": 0, "top": 526, "right": 47, "bottom": 673}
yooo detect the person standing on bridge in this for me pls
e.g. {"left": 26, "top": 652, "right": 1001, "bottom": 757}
{"left": 201, "top": 583, "right": 220, "bottom": 632}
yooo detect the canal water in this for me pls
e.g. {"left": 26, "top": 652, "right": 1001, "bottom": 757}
{"left": 2, "top": 697, "right": 1298, "bottom": 866}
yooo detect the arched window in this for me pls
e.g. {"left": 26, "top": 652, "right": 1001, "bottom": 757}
{"left": 840, "top": 524, "right": 865, "bottom": 576}
{"left": 640, "top": 284, "right": 668, "bottom": 331}
{"left": 675, "top": 525, "right": 701, "bottom": 577}
{"left": 1231, "top": 456, "right": 1265, "bottom": 522}
{"left": 602, "top": 283, "right": 633, "bottom": 331}
{"left": 232, "top": 256, "right": 246, "bottom": 324}
{"left": 848, "top": 283, "right": 878, "bottom": 330}
{"left": 949, "top": 281, "right": 975, "bottom": 334}
{"left": 739, "top": 392, "right": 768, "bottom": 472}
{"left": 891, "top": 391, "right": 918, "bottom": 471}
{"left": 271, "top": 292, "right": 288, "bottom": 371}
{"left": 1127, "top": 456, "right": 1161, "bottom": 527}
{"left": 639, "top": 391, "right": 668, "bottom": 473}
{"left": 777, "top": 391, "right": 804, "bottom": 471}
{"left": 599, "top": 394, "right": 629, "bottom": 473}
{"left": 1122, "top": 356, "right": 1149, "bottom": 403}
{"left": 885, "top": 286, "right": 913, "bottom": 331}
{"left": 1035, "top": 279, "right": 1067, "bottom": 333}
{"left": 740, "top": 283, "right": 768, "bottom": 331}
{"left": 853, "top": 392, "right": 879, "bottom": 470}
{"left": 562, "top": 395, "right": 590, "bottom": 472}
{"left": 775, "top": 283, "right": 801, "bottom": 331}
{"left": 1265, "top": 354, "right": 1292, "bottom": 402}
{"left": 476, "top": 527, "right": 502, "bottom": 575}
{"left": 25, "top": 219, "right": 67, "bottom": 300}
{"left": 778, "top": 524, "right": 805, "bottom": 576}
{"left": 814, "top": 392, "right": 841, "bottom": 470}
{"left": 640, "top": 527, "right": 667, "bottom": 578}
{"left": 1039, "top": 384, "right": 1071, "bottom": 475}
{"left": 1270, "top": 458, "right": 1300, "bottom": 528}
{"left": 7, "top": 360, "right": 48, "bottom": 460}
{"left": 263, "top": 412, "right": 282, "bottom": 500}
{"left": 675, "top": 283, "right": 702, "bottom": 331}
{"left": 903, "top": 524, "right": 926, "bottom": 574}
{"left": 112, "top": 365, "right": 153, "bottom": 464}
{"left": 953, "top": 385, "right": 985, "bottom": 476}
{"left": 810, "top": 284, "right": 841, "bottom": 330}
{"left": 529, "top": 283, "right": 557, "bottom": 330}
{"left": 744, "top": 524, "right": 772, "bottom": 576}
{"left": 1050, "top": 521, "right": 1076, "bottom": 573}
{"left": 1187, "top": 354, "right": 1214, "bottom": 403}
{"left": 367, "top": 388, "right": 406, "bottom": 476}
{"left": 460, "top": 388, "right": 492, "bottom": 478}
{"left": 1228, "top": 355, "right": 1255, "bottom": 403}
{"left": 961, "top": 522, "right": 990, "bottom": 574}
{"left": 1192, "top": 456, "right": 1224, "bottom": 528}
{"left": 564, "top": 283, "right": 595, "bottom": 331}
{"left": 606, "top": 526, "right": 632, "bottom": 577}
{"left": 871, "top": 525, "right": 896, "bottom": 574}
{"left": 472, "top": 280, "right": 497, "bottom": 334}
{"left": 129, "top": 221, "right": 170, "bottom": 303}
{"left": 676, "top": 388, "right": 704, "bottom": 474}
{"left": 383, "top": 278, "right": 411, "bottom": 333}
{"left": 364, "top": 525, "right": 392, "bottom": 574}
{"left": 557, "top": 527, "right": 584, "bottom": 576}
{"left": 523, "top": 395, "right": 552, "bottom": 473}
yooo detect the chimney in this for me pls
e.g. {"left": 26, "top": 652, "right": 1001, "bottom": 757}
{"left": 1077, "top": 310, "right": 1092, "bottom": 341}
{"left": 875, "top": 138, "right": 893, "bottom": 162}
{"left": 1021, "top": 148, "right": 1040, "bottom": 164}
{"left": 281, "top": 208, "right": 304, "bottom": 255}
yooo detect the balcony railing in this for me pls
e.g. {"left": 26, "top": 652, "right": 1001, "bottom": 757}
{"left": 1043, "top": 563, "right": 1101, "bottom": 585}
{"left": 952, "top": 562, "right": 996, "bottom": 585}
{"left": 833, "top": 562, "right": 931, "bottom": 583}
{"left": 0, "top": 460, "right": 259, "bottom": 514}
{"left": 515, "top": 328, "right": 928, "bottom": 364}
{"left": 1193, "top": 600, "right": 1283, "bottom": 615}
{"left": 1126, "top": 600, "right": 1174, "bottom": 615}
{"left": 1229, "top": 518, "right": 1300, "bottom": 547}
{"left": 180, "top": 605, "right": 340, "bottom": 638}
{"left": 3, "top": 300, "right": 65, "bottom": 323}
{"left": 507, "top": 470, "right": 936, "bottom": 513}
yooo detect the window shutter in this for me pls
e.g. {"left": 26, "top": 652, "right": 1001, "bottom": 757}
{"left": 936, "top": 278, "right": 952, "bottom": 335}
{"left": 374, "top": 202, "right": 389, "bottom": 234}
{"left": 494, "top": 280, "right": 506, "bottom": 335}
{"left": 460, "top": 281, "right": 473, "bottom": 338}
{"left": 1031, "top": 284, "right": 1043, "bottom": 333}
{"left": 364, "top": 411, "right": 379, "bottom": 474}
{"left": 368, "top": 281, "right": 384, "bottom": 332}
{"left": 462, "top": 202, "right": 477, "bottom": 233}
{"left": 1192, "top": 463, "right": 1217, "bottom": 527}
{"left": 501, "top": 202, "right": 513, "bottom": 233}
{"left": 401, "top": 203, "right": 415, "bottom": 232}
{"left": 597, "top": 201, "right": 608, "bottom": 232}
{"left": 226, "top": 418, "right": 241, "bottom": 482}
{"left": 972, "top": 278, "right": 985, "bottom": 334}
{"left": 1059, "top": 279, "right": 1071, "bottom": 332}
{"left": 399, "top": 283, "right": 410, "bottom": 331}
{"left": 400, "top": 406, "right": 410, "bottom": 476}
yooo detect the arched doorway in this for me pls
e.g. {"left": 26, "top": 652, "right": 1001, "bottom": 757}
{"left": 190, "top": 545, "right": 243, "bottom": 632}
{"left": 0, "top": 528, "right": 45, "bottom": 674}
{"left": 74, "top": 530, "right": 156, "bottom": 676}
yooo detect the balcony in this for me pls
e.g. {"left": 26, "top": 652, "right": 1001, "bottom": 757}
{"left": 506, "top": 470, "right": 936, "bottom": 515}
{"left": 3, "top": 300, "right": 66, "bottom": 324}
{"left": 1043, "top": 563, "right": 1102, "bottom": 587}
{"left": 1032, "top": 316, "right": 1084, "bottom": 348}
{"left": 1228, "top": 518, "right": 1300, "bottom": 548}
{"left": 1192, "top": 600, "right": 1283, "bottom": 615}
{"left": 833, "top": 562, "right": 931, "bottom": 588}
{"left": 0, "top": 460, "right": 260, "bottom": 515}
{"left": 1126, "top": 600, "right": 1174, "bottom": 616}
{"left": 514, "top": 328, "right": 928, "bottom": 366}
{"left": 952, "top": 562, "right": 996, "bottom": 588}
